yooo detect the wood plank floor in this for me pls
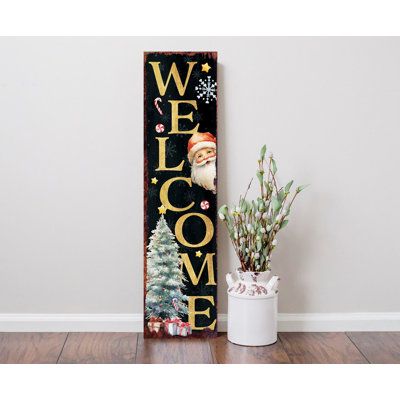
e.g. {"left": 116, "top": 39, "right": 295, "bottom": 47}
{"left": 0, "top": 333, "right": 68, "bottom": 364}
{"left": 279, "top": 332, "right": 368, "bottom": 363}
{"left": 0, "top": 332, "right": 399, "bottom": 363}
{"left": 58, "top": 333, "right": 138, "bottom": 364}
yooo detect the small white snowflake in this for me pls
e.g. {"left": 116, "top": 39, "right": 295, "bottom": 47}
{"left": 195, "top": 76, "right": 217, "bottom": 104}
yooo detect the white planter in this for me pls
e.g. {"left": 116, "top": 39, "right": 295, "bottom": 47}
{"left": 226, "top": 269, "right": 279, "bottom": 346}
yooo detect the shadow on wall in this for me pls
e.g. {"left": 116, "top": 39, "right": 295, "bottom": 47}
{"left": 216, "top": 61, "right": 318, "bottom": 314}
{"left": 273, "top": 187, "right": 319, "bottom": 313}
{"left": 216, "top": 63, "right": 233, "bottom": 313}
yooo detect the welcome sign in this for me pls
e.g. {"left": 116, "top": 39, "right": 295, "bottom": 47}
{"left": 144, "top": 52, "right": 218, "bottom": 338}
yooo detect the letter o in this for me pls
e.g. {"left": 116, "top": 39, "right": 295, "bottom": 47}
{"left": 175, "top": 213, "right": 214, "bottom": 248}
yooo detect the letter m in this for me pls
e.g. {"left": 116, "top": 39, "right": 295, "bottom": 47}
{"left": 180, "top": 253, "right": 216, "bottom": 286}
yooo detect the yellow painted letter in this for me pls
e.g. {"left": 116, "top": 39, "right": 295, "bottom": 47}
{"left": 175, "top": 213, "right": 214, "bottom": 248}
{"left": 155, "top": 137, "right": 184, "bottom": 171}
{"left": 180, "top": 253, "right": 216, "bottom": 285}
{"left": 160, "top": 177, "right": 194, "bottom": 212}
{"left": 149, "top": 62, "right": 196, "bottom": 96}
{"left": 169, "top": 100, "right": 200, "bottom": 134}
{"left": 188, "top": 296, "right": 216, "bottom": 330}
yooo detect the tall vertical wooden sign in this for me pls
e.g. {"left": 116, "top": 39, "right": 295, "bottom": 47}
{"left": 144, "top": 52, "right": 217, "bottom": 338}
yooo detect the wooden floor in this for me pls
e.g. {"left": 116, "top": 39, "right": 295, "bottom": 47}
{"left": 0, "top": 332, "right": 399, "bottom": 363}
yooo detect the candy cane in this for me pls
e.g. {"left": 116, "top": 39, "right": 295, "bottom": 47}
{"left": 154, "top": 97, "right": 163, "bottom": 115}
{"left": 172, "top": 298, "right": 179, "bottom": 311}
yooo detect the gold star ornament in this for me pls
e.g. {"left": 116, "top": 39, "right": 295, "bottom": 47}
{"left": 201, "top": 63, "right": 211, "bottom": 73}
{"left": 195, "top": 250, "right": 202, "bottom": 258}
{"left": 158, "top": 205, "right": 167, "bottom": 214}
{"left": 151, "top": 177, "right": 158, "bottom": 185}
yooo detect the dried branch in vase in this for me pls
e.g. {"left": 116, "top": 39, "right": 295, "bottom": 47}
{"left": 218, "top": 145, "right": 307, "bottom": 272}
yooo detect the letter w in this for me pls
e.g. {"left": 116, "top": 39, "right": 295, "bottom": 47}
{"left": 149, "top": 62, "right": 197, "bottom": 96}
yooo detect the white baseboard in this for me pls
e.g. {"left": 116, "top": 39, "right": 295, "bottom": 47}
{"left": 0, "top": 313, "right": 399, "bottom": 332}
{"left": 277, "top": 313, "right": 400, "bottom": 332}
{"left": 0, "top": 314, "right": 143, "bottom": 332}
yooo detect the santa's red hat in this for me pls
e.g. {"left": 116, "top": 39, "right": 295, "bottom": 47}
{"left": 187, "top": 132, "right": 217, "bottom": 164}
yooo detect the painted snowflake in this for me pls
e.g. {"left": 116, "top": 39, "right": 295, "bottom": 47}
{"left": 192, "top": 69, "right": 201, "bottom": 79}
{"left": 160, "top": 112, "right": 169, "bottom": 123}
{"left": 166, "top": 141, "right": 177, "bottom": 158}
{"left": 148, "top": 184, "right": 158, "bottom": 199}
{"left": 183, "top": 189, "right": 196, "bottom": 204}
{"left": 195, "top": 76, "right": 217, "bottom": 104}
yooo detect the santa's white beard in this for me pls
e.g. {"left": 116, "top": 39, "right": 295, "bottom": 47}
{"left": 191, "top": 158, "right": 216, "bottom": 193}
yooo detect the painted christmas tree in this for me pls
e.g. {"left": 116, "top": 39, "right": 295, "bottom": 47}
{"left": 145, "top": 215, "right": 188, "bottom": 320}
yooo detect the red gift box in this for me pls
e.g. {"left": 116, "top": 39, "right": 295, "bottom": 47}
{"left": 176, "top": 321, "right": 191, "bottom": 337}
{"left": 147, "top": 317, "right": 163, "bottom": 333}
{"left": 164, "top": 317, "right": 180, "bottom": 336}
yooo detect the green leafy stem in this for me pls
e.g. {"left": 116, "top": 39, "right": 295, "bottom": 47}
{"left": 218, "top": 145, "right": 308, "bottom": 272}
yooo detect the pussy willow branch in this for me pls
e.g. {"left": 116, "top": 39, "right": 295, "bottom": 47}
{"left": 267, "top": 156, "right": 279, "bottom": 194}
{"left": 258, "top": 160, "right": 265, "bottom": 198}
{"left": 287, "top": 190, "right": 300, "bottom": 211}
{"left": 242, "top": 177, "right": 253, "bottom": 202}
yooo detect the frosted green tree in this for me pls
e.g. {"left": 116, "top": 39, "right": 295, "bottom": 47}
{"left": 146, "top": 215, "right": 188, "bottom": 320}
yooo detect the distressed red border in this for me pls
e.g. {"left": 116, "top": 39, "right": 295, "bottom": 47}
{"left": 144, "top": 52, "right": 218, "bottom": 338}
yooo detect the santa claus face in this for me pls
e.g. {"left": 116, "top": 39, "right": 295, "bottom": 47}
{"left": 191, "top": 147, "right": 217, "bottom": 193}
{"left": 194, "top": 147, "right": 217, "bottom": 166}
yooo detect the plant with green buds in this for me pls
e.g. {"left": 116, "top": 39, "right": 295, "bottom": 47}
{"left": 218, "top": 145, "right": 307, "bottom": 272}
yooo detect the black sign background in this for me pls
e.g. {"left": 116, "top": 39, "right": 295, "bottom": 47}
{"left": 144, "top": 52, "right": 217, "bottom": 337}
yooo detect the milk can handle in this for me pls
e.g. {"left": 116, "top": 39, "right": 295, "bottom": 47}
{"left": 226, "top": 272, "right": 236, "bottom": 288}
{"left": 266, "top": 275, "right": 280, "bottom": 293}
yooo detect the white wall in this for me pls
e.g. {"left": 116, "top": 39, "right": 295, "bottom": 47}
{"left": 1, "top": 37, "right": 400, "bottom": 322}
